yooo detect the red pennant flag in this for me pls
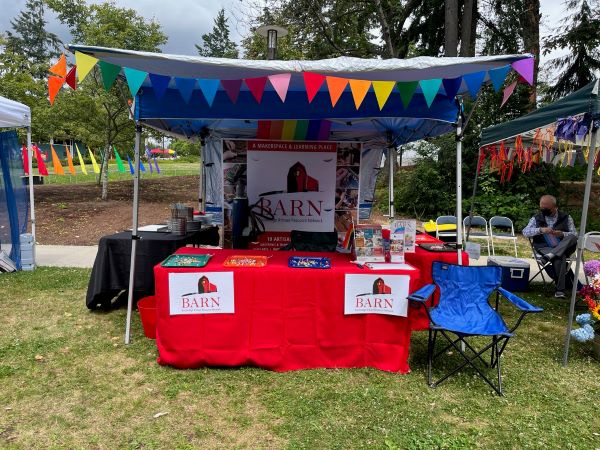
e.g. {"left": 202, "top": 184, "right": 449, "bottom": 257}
{"left": 49, "top": 53, "right": 67, "bottom": 77}
{"left": 34, "top": 145, "right": 49, "bottom": 176}
{"left": 501, "top": 80, "right": 518, "bottom": 107}
{"left": 65, "top": 66, "right": 77, "bottom": 90}
{"left": 303, "top": 72, "right": 326, "bottom": 103}
{"left": 22, "top": 146, "right": 29, "bottom": 175}
{"left": 48, "top": 76, "right": 65, "bottom": 105}
{"left": 244, "top": 77, "right": 268, "bottom": 103}
{"left": 221, "top": 79, "right": 243, "bottom": 103}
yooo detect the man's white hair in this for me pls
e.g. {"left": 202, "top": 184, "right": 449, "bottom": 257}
{"left": 540, "top": 194, "right": 557, "bottom": 206}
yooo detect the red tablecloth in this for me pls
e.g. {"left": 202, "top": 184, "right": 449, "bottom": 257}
{"left": 154, "top": 248, "right": 420, "bottom": 373}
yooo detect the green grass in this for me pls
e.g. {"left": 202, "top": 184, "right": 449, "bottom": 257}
{"left": 40, "top": 160, "right": 201, "bottom": 185}
{"left": 1, "top": 268, "right": 599, "bottom": 449}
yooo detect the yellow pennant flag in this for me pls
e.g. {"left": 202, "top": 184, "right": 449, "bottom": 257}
{"left": 65, "top": 146, "right": 76, "bottom": 175}
{"left": 50, "top": 145, "right": 65, "bottom": 175}
{"left": 88, "top": 146, "right": 100, "bottom": 174}
{"left": 75, "top": 51, "right": 99, "bottom": 83}
{"left": 372, "top": 81, "right": 396, "bottom": 110}
{"left": 74, "top": 143, "right": 88, "bottom": 175}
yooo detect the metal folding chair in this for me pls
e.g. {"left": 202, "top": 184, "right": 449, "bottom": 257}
{"left": 489, "top": 216, "right": 518, "bottom": 257}
{"left": 583, "top": 231, "right": 600, "bottom": 284}
{"left": 435, "top": 215, "right": 457, "bottom": 242}
{"left": 408, "top": 262, "right": 542, "bottom": 395}
{"left": 464, "top": 215, "right": 491, "bottom": 255}
{"left": 528, "top": 236, "right": 574, "bottom": 286}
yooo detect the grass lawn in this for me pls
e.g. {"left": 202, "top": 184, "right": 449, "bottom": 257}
{"left": 1, "top": 268, "right": 599, "bottom": 449}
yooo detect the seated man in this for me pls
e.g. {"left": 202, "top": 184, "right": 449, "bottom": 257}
{"left": 522, "top": 194, "right": 578, "bottom": 298}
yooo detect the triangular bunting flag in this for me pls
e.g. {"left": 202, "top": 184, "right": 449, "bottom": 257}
{"left": 501, "top": 80, "right": 518, "bottom": 107}
{"left": 419, "top": 78, "right": 442, "bottom": 107}
{"left": 65, "top": 146, "right": 76, "bottom": 175}
{"left": 268, "top": 73, "right": 291, "bottom": 103}
{"left": 74, "top": 51, "right": 98, "bottom": 83}
{"left": 325, "top": 76, "right": 348, "bottom": 108}
{"left": 149, "top": 73, "right": 171, "bottom": 100}
{"left": 127, "top": 155, "right": 135, "bottom": 175}
{"left": 463, "top": 71, "right": 486, "bottom": 99}
{"left": 175, "top": 77, "right": 196, "bottom": 103}
{"left": 22, "top": 146, "right": 29, "bottom": 175}
{"left": 511, "top": 58, "right": 534, "bottom": 86}
{"left": 88, "top": 147, "right": 100, "bottom": 174}
{"left": 33, "top": 145, "right": 49, "bottom": 176}
{"left": 75, "top": 143, "right": 88, "bottom": 175}
{"left": 198, "top": 79, "right": 220, "bottom": 106}
{"left": 139, "top": 159, "right": 146, "bottom": 172}
{"left": 245, "top": 76, "right": 268, "bottom": 103}
{"left": 98, "top": 61, "right": 121, "bottom": 91}
{"left": 303, "top": 72, "right": 326, "bottom": 103}
{"left": 65, "top": 66, "right": 77, "bottom": 90}
{"left": 397, "top": 81, "right": 419, "bottom": 108}
{"left": 123, "top": 67, "right": 148, "bottom": 97}
{"left": 50, "top": 145, "right": 65, "bottom": 175}
{"left": 154, "top": 157, "right": 160, "bottom": 174}
{"left": 48, "top": 76, "right": 65, "bottom": 105}
{"left": 372, "top": 81, "right": 396, "bottom": 110}
{"left": 148, "top": 157, "right": 153, "bottom": 173}
{"left": 442, "top": 77, "right": 462, "bottom": 100}
{"left": 221, "top": 79, "right": 243, "bottom": 103}
{"left": 488, "top": 65, "right": 511, "bottom": 92}
{"left": 348, "top": 79, "right": 371, "bottom": 109}
{"left": 113, "top": 146, "right": 126, "bottom": 173}
{"left": 49, "top": 53, "right": 67, "bottom": 77}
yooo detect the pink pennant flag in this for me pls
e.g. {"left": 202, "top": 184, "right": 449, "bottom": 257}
{"left": 511, "top": 58, "right": 534, "bottom": 86}
{"left": 244, "top": 76, "right": 268, "bottom": 103}
{"left": 221, "top": 79, "right": 243, "bottom": 103}
{"left": 22, "top": 146, "right": 29, "bottom": 175}
{"left": 501, "top": 80, "right": 518, "bottom": 107}
{"left": 303, "top": 72, "right": 326, "bottom": 103}
{"left": 34, "top": 145, "right": 49, "bottom": 176}
{"left": 268, "top": 73, "right": 291, "bottom": 103}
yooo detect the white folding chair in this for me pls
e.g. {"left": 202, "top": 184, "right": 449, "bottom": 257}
{"left": 435, "top": 215, "right": 457, "bottom": 242}
{"left": 583, "top": 231, "right": 600, "bottom": 284}
{"left": 463, "top": 215, "right": 491, "bottom": 255}
{"left": 489, "top": 216, "right": 518, "bottom": 257}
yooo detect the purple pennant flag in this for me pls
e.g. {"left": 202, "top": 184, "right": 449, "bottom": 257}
{"left": 154, "top": 156, "right": 160, "bottom": 173}
{"left": 501, "top": 80, "right": 518, "bottom": 107}
{"left": 221, "top": 79, "right": 243, "bottom": 103}
{"left": 148, "top": 157, "right": 153, "bottom": 173}
{"left": 511, "top": 58, "right": 534, "bottom": 86}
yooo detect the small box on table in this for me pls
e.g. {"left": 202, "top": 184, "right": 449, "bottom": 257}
{"left": 487, "top": 256, "right": 530, "bottom": 291}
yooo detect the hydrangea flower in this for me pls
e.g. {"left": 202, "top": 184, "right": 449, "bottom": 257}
{"left": 584, "top": 260, "right": 600, "bottom": 277}
{"left": 576, "top": 313, "right": 595, "bottom": 326}
{"left": 571, "top": 324, "right": 595, "bottom": 342}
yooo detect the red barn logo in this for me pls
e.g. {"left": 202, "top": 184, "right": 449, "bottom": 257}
{"left": 197, "top": 275, "right": 217, "bottom": 293}
{"left": 287, "top": 161, "right": 319, "bottom": 192}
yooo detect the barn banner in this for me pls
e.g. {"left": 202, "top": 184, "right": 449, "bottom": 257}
{"left": 168, "top": 272, "right": 235, "bottom": 315}
{"left": 344, "top": 274, "right": 410, "bottom": 316}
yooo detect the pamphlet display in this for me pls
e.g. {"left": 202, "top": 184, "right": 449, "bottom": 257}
{"left": 354, "top": 224, "right": 385, "bottom": 262}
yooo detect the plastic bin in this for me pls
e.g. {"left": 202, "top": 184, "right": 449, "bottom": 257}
{"left": 487, "top": 256, "right": 530, "bottom": 292}
{"left": 137, "top": 296, "right": 157, "bottom": 339}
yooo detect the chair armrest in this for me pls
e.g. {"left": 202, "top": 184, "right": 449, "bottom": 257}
{"left": 497, "top": 287, "right": 543, "bottom": 313}
{"left": 408, "top": 284, "right": 436, "bottom": 303}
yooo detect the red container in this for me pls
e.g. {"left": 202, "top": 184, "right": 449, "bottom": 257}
{"left": 137, "top": 296, "right": 157, "bottom": 339}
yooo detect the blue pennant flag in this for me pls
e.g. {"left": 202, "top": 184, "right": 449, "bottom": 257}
{"left": 419, "top": 79, "right": 442, "bottom": 107}
{"left": 149, "top": 73, "right": 171, "bottom": 100}
{"left": 463, "top": 71, "right": 487, "bottom": 99}
{"left": 127, "top": 155, "right": 134, "bottom": 174}
{"left": 198, "top": 79, "right": 220, "bottom": 107}
{"left": 154, "top": 157, "right": 160, "bottom": 173}
{"left": 123, "top": 67, "right": 148, "bottom": 97}
{"left": 442, "top": 77, "right": 462, "bottom": 100}
{"left": 175, "top": 77, "right": 197, "bottom": 103}
{"left": 488, "top": 65, "right": 511, "bottom": 92}
{"left": 139, "top": 159, "right": 146, "bottom": 172}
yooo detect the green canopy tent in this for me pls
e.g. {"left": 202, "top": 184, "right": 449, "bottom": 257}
{"left": 480, "top": 79, "right": 600, "bottom": 365}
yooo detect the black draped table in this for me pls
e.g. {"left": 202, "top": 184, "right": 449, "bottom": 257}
{"left": 86, "top": 226, "right": 220, "bottom": 310}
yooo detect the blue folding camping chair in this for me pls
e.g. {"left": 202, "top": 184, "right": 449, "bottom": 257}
{"left": 408, "top": 262, "right": 542, "bottom": 395}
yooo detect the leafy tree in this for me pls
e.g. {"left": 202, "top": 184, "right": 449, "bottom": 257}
{"left": 196, "top": 8, "right": 238, "bottom": 58}
{"left": 543, "top": 0, "right": 600, "bottom": 99}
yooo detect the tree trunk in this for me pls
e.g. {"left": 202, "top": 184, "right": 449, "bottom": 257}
{"left": 101, "top": 143, "right": 112, "bottom": 201}
{"left": 373, "top": 0, "right": 396, "bottom": 58}
{"left": 444, "top": 0, "right": 459, "bottom": 56}
{"left": 521, "top": 0, "right": 540, "bottom": 109}
{"left": 459, "top": 0, "right": 477, "bottom": 56}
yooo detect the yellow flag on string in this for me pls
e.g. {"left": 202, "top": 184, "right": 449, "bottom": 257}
{"left": 65, "top": 146, "right": 76, "bottom": 175}
{"left": 372, "top": 81, "right": 396, "bottom": 110}
{"left": 50, "top": 145, "right": 65, "bottom": 175}
{"left": 74, "top": 143, "right": 88, "bottom": 175}
{"left": 88, "top": 146, "right": 100, "bottom": 174}
{"left": 75, "top": 51, "right": 99, "bottom": 83}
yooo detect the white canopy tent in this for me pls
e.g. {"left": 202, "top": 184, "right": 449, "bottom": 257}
{"left": 0, "top": 95, "right": 35, "bottom": 267}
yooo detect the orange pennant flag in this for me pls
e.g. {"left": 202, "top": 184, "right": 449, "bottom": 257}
{"left": 65, "top": 146, "right": 76, "bottom": 175}
{"left": 348, "top": 79, "right": 371, "bottom": 109}
{"left": 50, "top": 145, "right": 65, "bottom": 175}
{"left": 48, "top": 76, "right": 65, "bottom": 105}
{"left": 325, "top": 76, "right": 349, "bottom": 108}
{"left": 49, "top": 53, "right": 67, "bottom": 77}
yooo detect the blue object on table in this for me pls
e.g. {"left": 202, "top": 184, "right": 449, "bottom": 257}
{"left": 288, "top": 256, "right": 331, "bottom": 269}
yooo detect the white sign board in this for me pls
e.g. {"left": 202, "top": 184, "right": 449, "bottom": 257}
{"left": 169, "top": 272, "right": 235, "bottom": 315}
{"left": 344, "top": 274, "right": 410, "bottom": 317}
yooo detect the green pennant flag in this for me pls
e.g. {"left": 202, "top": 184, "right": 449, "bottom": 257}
{"left": 113, "top": 145, "right": 126, "bottom": 173}
{"left": 98, "top": 61, "right": 122, "bottom": 91}
{"left": 123, "top": 67, "right": 148, "bottom": 97}
{"left": 397, "top": 81, "right": 419, "bottom": 108}
{"left": 419, "top": 78, "right": 442, "bottom": 108}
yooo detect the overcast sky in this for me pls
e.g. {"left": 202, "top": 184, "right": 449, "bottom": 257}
{"left": 0, "top": 0, "right": 568, "bottom": 65}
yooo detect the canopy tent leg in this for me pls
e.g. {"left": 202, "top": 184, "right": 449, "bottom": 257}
{"left": 563, "top": 109, "right": 598, "bottom": 365}
{"left": 125, "top": 124, "right": 142, "bottom": 345}
{"left": 27, "top": 127, "right": 36, "bottom": 267}
{"left": 465, "top": 147, "right": 483, "bottom": 242}
{"left": 389, "top": 146, "right": 395, "bottom": 219}
{"left": 198, "top": 140, "right": 204, "bottom": 213}
{"left": 455, "top": 98, "right": 464, "bottom": 265}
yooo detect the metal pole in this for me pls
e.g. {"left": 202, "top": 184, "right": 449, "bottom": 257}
{"left": 198, "top": 139, "right": 204, "bottom": 212}
{"left": 465, "top": 147, "right": 483, "bottom": 242}
{"left": 389, "top": 146, "right": 395, "bottom": 219}
{"left": 27, "top": 127, "right": 36, "bottom": 267}
{"left": 456, "top": 98, "right": 464, "bottom": 265}
{"left": 125, "top": 124, "right": 142, "bottom": 344}
{"left": 563, "top": 112, "right": 598, "bottom": 365}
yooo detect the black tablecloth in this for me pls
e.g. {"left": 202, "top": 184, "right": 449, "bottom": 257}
{"left": 86, "top": 226, "right": 220, "bottom": 310}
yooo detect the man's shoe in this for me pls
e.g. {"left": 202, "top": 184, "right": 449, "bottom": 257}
{"left": 555, "top": 291, "right": 566, "bottom": 298}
